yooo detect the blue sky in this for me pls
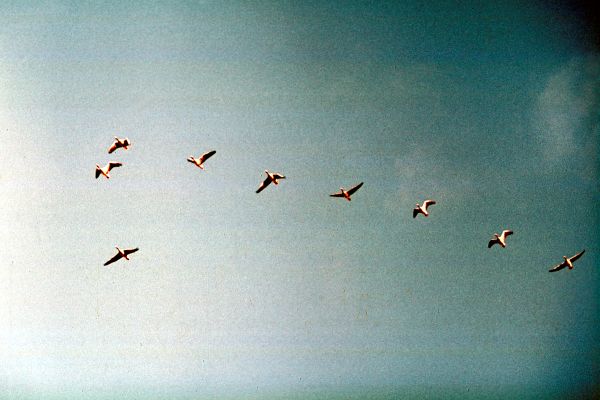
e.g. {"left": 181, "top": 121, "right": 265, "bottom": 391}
{"left": 0, "top": 1, "right": 598, "bottom": 398}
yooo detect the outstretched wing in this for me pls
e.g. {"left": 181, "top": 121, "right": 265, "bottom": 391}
{"left": 412, "top": 208, "right": 420, "bottom": 218}
{"left": 95, "top": 168, "right": 101, "bottom": 179}
{"left": 488, "top": 239, "right": 498, "bottom": 248}
{"left": 256, "top": 177, "right": 272, "bottom": 193}
{"left": 200, "top": 150, "right": 216, "bottom": 163}
{"left": 549, "top": 262, "right": 567, "bottom": 272}
{"left": 272, "top": 173, "right": 286, "bottom": 180}
{"left": 423, "top": 200, "right": 436, "bottom": 210}
{"left": 330, "top": 190, "right": 344, "bottom": 198}
{"left": 104, "top": 252, "right": 123, "bottom": 266}
{"left": 570, "top": 249, "right": 585, "bottom": 262}
{"left": 108, "top": 141, "right": 118, "bottom": 154}
{"left": 107, "top": 162, "right": 122, "bottom": 171}
{"left": 501, "top": 230, "right": 513, "bottom": 238}
{"left": 123, "top": 247, "right": 139, "bottom": 256}
{"left": 187, "top": 157, "right": 196, "bottom": 164}
{"left": 346, "top": 182, "right": 364, "bottom": 196}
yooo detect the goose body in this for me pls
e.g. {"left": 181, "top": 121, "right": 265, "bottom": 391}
{"left": 108, "top": 137, "right": 131, "bottom": 154}
{"left": 413, "top": 200, "right": 436, "bottom": 218}
{"left": 549, "top": 250, "right": 585, "bottom": 272}
{"left": 95, "top": 162, "right": 122, "bottom": 179}
{"left": 104, "top": 246, "right": 139, "bottom": 266}
{"left": 488, "top": 230, "right": 513, "bottom": 248}
{"left": 330, "top": 182, "right": 364, "bottom": 201}
{"left": 187, "top": 150, "right": 216, "bottom": 170}
{"left": 256, "top": 170, "right": 286, "bottom": 193}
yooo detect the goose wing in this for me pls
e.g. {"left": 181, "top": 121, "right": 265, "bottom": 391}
{"left": 488, "top": 238, "right": 498, "bottom": 248}
{"left": 107, "top": 162, "right": 122, "bottom": 171}
{"left": 256, "top": 177, "right": 272, "bottom": 193}
{"left": 501, "top": 230, "right": 513, "bottom": 239}
{"left": 104, "top": 252, "right": 123, "bottom": 266}
{"left": 272, "top": 173, "right": 286, "bottom": 180}
{"left": 423, "top": 200, "right": 436, "bottom": 210}
{"left": 95, "top": 168, "right": 101, "bottom": 179}
{"left": 199, "top": 150, "right": 216, "bottom": 163}
{"left": 108, "top": 141, "right": 119, "bottom": 154}
{"left": 412, "top": 207, "right": 421, "bottom": 218}
{"left": 330, "top": 190, "right": 345, "bottom": 198}
{"left": 549, "top": 261, "right": 567, "bottom": 272}
{"left": 123, "top": 247, "right": 139, "bottom": 256}
{"left": 187, "top": 157, "right": 196, "bottom": 164}
{"left": 570, "top": 249, "right": 585, "bottom": 263}
{"left": 346, "top": 182, "right": 364, "bottom": 196}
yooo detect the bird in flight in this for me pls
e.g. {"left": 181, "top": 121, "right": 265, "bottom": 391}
{"left": 488, "top": 230, "right": 513, "bottom": 248}
{"left": 548, "top": 250, "right": 585, "bottom": 272}
{"left": 104, "top": 246, "right": 139, "bottom": 266}
{"left": 413, "top": 200, "right": 436, "bottom": 218}
{"left": 187, "top": 150, "right": 216, "bottom": 170}
{"left": 330, "top": 182, "right": 364, "bottom": 202}
{"left": 108, "top": 137, "right": 131, "bottom": 154}
{"left": 95, "top": 162, "right": 122, "bottom": 179}
{"left": 256, "top": 170, "right": 286, "bottom": 193}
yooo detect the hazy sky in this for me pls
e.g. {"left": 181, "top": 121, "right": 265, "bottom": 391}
{"left": 0, "top": 1, "right": 598, "bottom": 399}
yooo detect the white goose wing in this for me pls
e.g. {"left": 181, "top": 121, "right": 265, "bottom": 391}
{"left": 272, "top": 173, "right": 286, "bottom": 180}
{"left": 108, "top": 140, "right": 119, "bottom": 154}
{"left": 569, "top": 250, "right": 585, "bottom": 263}
{"left": 549, "top": 261, "right": 568, "bottom": 273}
{"left": 346, "top": 182, "right": 363, "bottom": 196}
{"left": 256, "top": 177, "right": 272, "bottom": 193}
{"left": 500, "top": 230, "right": 513, "bottom": 240}
{"left": 104, "top": 252, "right": 123, "bottom": 266}
{"left": 107, "top": 162, "right": 122, "bottom": 171}
{"left": 412, "top": 207, "right": 422, "bottom": 218}
{"left": 123, "top": 247, "right": 139, "bottom": 256}
{"left": 199, "top": 150, "right": 216, "bottom": 163}
{"left": 423, "top": 200, "right": 436, "bottom": 210}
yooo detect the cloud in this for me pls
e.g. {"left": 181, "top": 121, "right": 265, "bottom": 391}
{"left": 534, "top": 55, "right": 599, "bottom": 166}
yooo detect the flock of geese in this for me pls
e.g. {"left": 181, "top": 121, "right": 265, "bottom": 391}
{"left": 96, "top": 136, "right": 587, "bottom": 273}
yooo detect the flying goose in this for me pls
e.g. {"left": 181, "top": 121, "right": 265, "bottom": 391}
{"left": 256, "top": 170, "right": 286, "bottom": 193}
{"left": 413, "top": 200, "right": 436, "bottom": 218}
{"left": 330, "top": 182, "right": 364, "bottom": 201}
{"left": 187, "top": 150, "right": 216, "bottom": 170}
{"left": 488, "top": 230, "right": 513, "bottom": 248}
{"left": 108, "top": 137, "right": 131, "bottom": 154}
{"left": 104, "top": 246, "right": 139, "bottom": 266}
{"left": 95, "top": 162, "right": 122, "bottom": 179}
{"left": 549, "top": 250, "right": 585, "bottom": 272}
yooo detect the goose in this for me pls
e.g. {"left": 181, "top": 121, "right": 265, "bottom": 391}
{"left": 549, "top": 250, "right": 585, "bottom": 272}
{"left": 330, "top": 182, "right": 364, "bottom": 201}
{"left": 187, "top": 150, "right": 216, "bottom": 170}
{"left": 95, "top": 162, "right": 122, "bottom": 179}
{"left": 104, "top": 246, "right": 139, "bottom": 266}
{"left": 488, "top": 230, "right": 513, "bottom": 248}
{"left": 413, "top": 200, "right": 436, "bottom": 218}
{"left": 108, "top": 137, "right": 131, "bottom": 154}
{"left": 256, "top": 170, "right": 286, "bottom": 193}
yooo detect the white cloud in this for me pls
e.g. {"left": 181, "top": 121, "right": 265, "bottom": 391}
{"left": 535, "top": 55, "right": 599, "bottom": 165}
